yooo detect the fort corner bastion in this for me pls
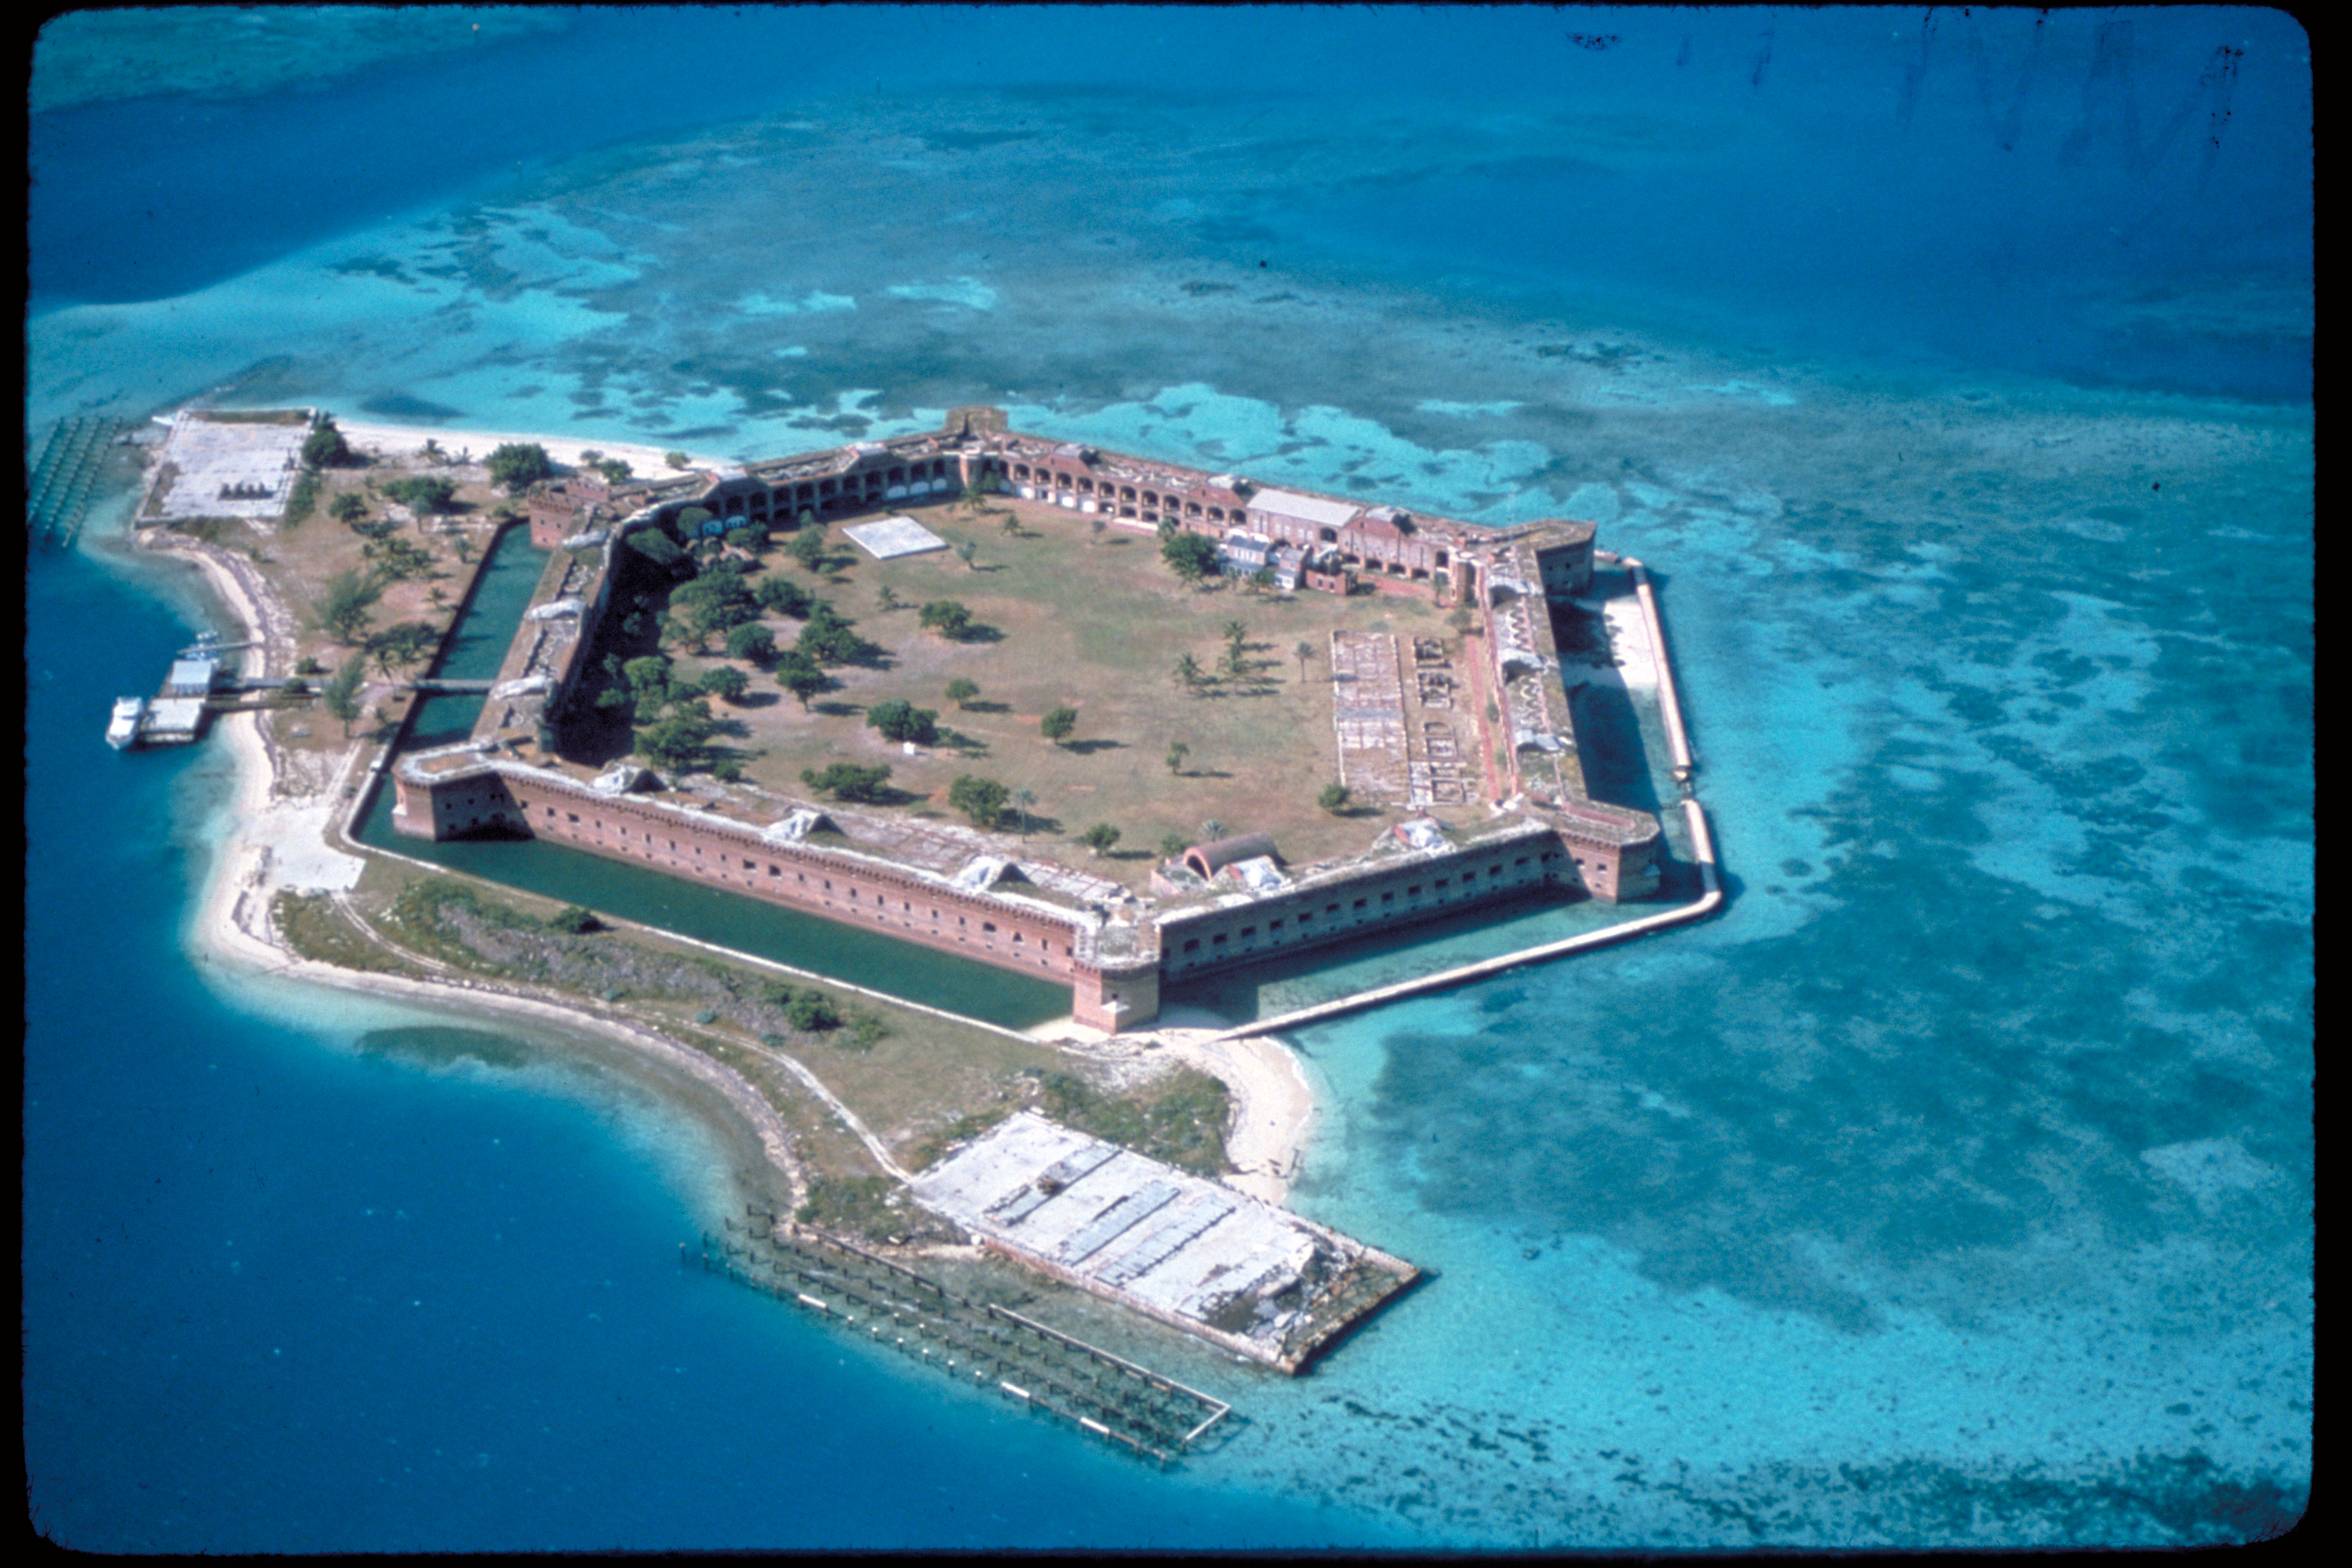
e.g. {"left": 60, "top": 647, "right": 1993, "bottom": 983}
{"left": 390, "top": 407, "right": 1666, "bottom": 1032}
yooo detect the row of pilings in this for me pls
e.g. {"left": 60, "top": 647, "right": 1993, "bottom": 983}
{"left": 28, "top": 416, "right": 132, "bottom": 549}
{"left": 689, "top": 1212, "right": 1232, "bottom": 1464}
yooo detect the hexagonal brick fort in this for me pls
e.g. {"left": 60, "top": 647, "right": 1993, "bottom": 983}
{"left": 393, "top": 407, "right": 1661, "bottom": 1031}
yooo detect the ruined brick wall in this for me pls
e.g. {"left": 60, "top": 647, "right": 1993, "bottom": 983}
{"left": 488, "top": 771, "right": 1091, "bottom": 982}
{"left": 1155, "top": 829, "right": 1566, "bottom": 982}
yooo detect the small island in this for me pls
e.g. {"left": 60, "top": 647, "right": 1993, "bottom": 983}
{"left": 121, "top": 401, "right": 1719, "bottom": 1446}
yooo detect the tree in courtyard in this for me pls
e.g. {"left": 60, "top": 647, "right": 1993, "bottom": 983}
{"left": 1318, "top": 782, "right": 1353, "bottom": 815}
{"left": 636, "top": 705, "right": 717, "bottom": 770}
{"left": 597, "top": 458, "right": 633, "bottom": 484}
{"left": 1081, "top": 823, "right": 1122, "bottom": 858}
{"left": 755, "top": 574, "right": 813, "bottom": 618}
{"left": 1173, "top": 652, "right": 1204, "bottom": 691}
{"left": 625, "top": 527, "right": 688, "bottom": 573}
{"left": 866, "top": 699, "right": 939, "bottom": 746}
{"left": 1040, "top": 705, "right": 1078, "bottom": 746}
{"left": 1010, "top": 788, "right": 1037, "bottom": 836}
{"left": 945, "top": 678, "right": 980, "bottom": 710}
{"left": 312, "top": 569, "right": 382, "bottom": 645}
{"left": 954, "top": 539, "right": 979, "bottom": 571}
{"left": 876, "top": 583, "right": 901, "bottom": 612}
{"left": 1295, "top": 639, "right": 1317, "bottom": 682}
{"left": 918, "top": 599, "right": 973, "bottom": 639}
{"left": 1161, "top": 531, "right": 1220, "bottom": 586}
{"left": 1165, "top": 740, "right": 1190, "bottom": 776}
{"left": 1220, "top": 639, "right": 1251, "bottom": 680}
{"left": 724, "top": 622, "right": 776, "bottom": 666}
{"left": 947, "top": 775, "right": 1008, "bottom": 830}
{"left": 1250, "top": 565, "right": 1278, "bottom": 596}
{"left": 330, "top": 492, "right": 369, "bottom": 524}
{"left": 622, "top": 655, "right": 673, "bottom": 709}
{"left": 1089, "top": 515, "right": 1106, "bottom": 544}
{"left": 1223, "top": 619, "right": 1248, "bottom": 653}
{"left": 322, "top": 654, "right": 367, "bottom": 737}
{"left": 801, "top": 763, "right": 893, "bottom": 803}
{"left": 795, "top": 602, "right": 867, "bottom": 665}
{"left": 1159, "top": 831, "right": 1189, "bottom": 859}
{"left": 699, "top": 666, "right": 750, "bottom": 704}
{"left": 773, "top": 649, "right": 834, "bottom": 709}
{"left": 788, "top": 526, "right": 829, "bottom": 573}
{"left": 671, "top": 573, "right": 760, "bottom": 647}
{"left": 485, "top": 443, "right": 554, "bottom": 495}
{"left": 665, "top": 450, "right": 691, "bottom": 470}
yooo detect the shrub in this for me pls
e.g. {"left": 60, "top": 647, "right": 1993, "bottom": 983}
{"left": 545, "top": 905, "right": 601, "bottom": 934}
{"left": 786, "top": 991, "right": 840, "bottom": 1031}
{"left": 1040, "top": 705, "right": 1078, "bottom": 744}
{"left": 945, "top": 677, "right": 980, "bottom": 708}
{"left": 486, "top": 443, "right": 554, "bottom": 493}
{"left": 302, "top": 418, "right": 354, "bottom": 468}
{"left": 802, "top": 763, "right": 892, "bottom": 802}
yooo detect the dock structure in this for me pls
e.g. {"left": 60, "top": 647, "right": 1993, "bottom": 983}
{"left": 911, "top": 1112, "right": 1419, "bottom": 1375}
{"left": 690, "top": 1217, "right": 1230, "bottom": 1463}
{"left": 28, "top": 416, "right": 132, "bottom": 548}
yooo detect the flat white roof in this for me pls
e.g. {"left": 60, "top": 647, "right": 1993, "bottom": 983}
{"left": 1247, "top": 488, "right": 1361, "bottom": 529}
{"left": 843, "top": 515, "right": 949, "bottom": 559}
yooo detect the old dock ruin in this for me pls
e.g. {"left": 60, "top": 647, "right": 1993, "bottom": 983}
{"left": 911, "top": 1112, "right": 1420, "bottom": 1375}
{"left": 691, "top": 1217, "right": 1231, "bottom": 1463}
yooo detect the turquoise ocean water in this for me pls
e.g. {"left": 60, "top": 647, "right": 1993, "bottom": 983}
{"left": 27, "top": 8, "right": 2310, "bottom": 1550}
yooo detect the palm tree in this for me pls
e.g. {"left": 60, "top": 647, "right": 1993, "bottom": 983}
{"left": 1174, "top": 652, "right": 1204, "bottom": 691}
{"left": 1010, "top": 787, "right": 1036, "bottom": 837}
{"left": 1295, "top": 639, "right": 1316, "bottom": 682}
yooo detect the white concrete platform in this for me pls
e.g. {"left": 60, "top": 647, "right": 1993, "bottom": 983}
{"left": 844, "top": 514, "right": 949, "bottom": 559}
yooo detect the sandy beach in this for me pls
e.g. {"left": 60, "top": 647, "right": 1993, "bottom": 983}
{"left": 148, "top": 522, "right": 1324, "bottom": 1219}
{"left": 333, "top": 419, "right": 736, "bottom": 482}
{"left": 1054, "top": 1012, "right": 1318, "bottom": 1206}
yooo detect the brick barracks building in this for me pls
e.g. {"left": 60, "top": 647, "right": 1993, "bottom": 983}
{"left": 403, "top": 409, "right": 1660, "bottom": 1031}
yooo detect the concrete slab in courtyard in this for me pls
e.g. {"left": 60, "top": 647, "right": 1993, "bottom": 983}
{"left": 844, "top": 514, "right": 949, "bottom": 560}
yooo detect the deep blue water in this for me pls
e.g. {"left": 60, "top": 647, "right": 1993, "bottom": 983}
{"left": 28, "top": 8, "right": 2310, "bottom": 1551}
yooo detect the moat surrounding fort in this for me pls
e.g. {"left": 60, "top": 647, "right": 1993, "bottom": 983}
{"left": 29, "top": 8, "right": 2308, "bottom": 1554}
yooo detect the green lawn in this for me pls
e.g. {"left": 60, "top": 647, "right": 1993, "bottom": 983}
{"left": 677, "top": 497, "right": 1459, "bottom": 883}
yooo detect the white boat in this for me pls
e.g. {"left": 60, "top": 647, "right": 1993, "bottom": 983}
{"left": 106, "top": 697, "right": 147, "bottom": 750}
